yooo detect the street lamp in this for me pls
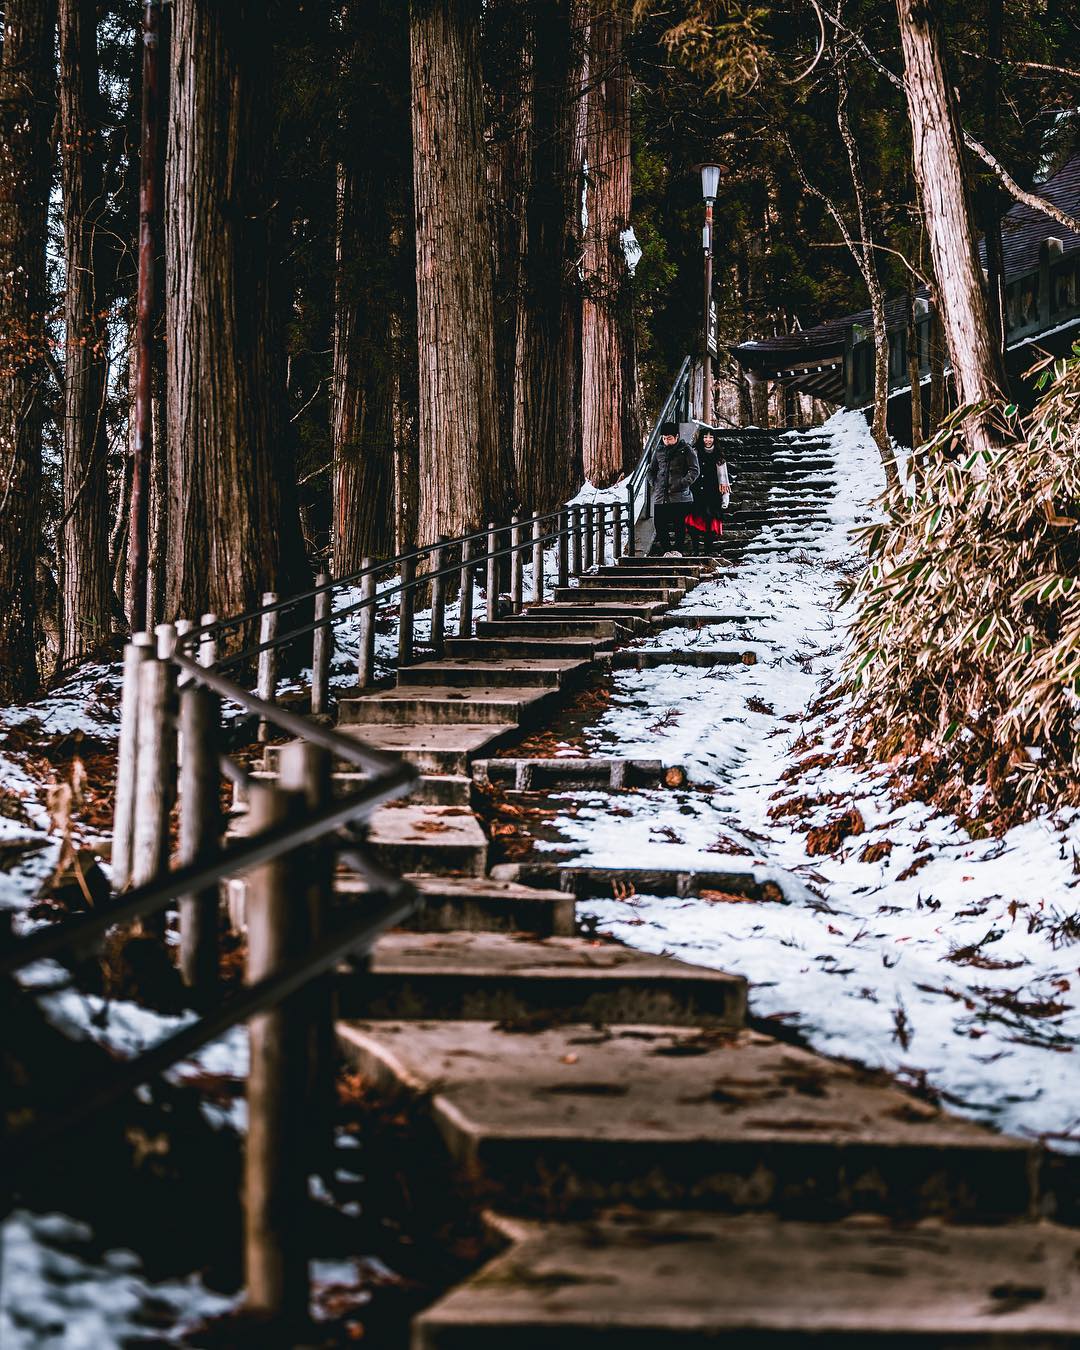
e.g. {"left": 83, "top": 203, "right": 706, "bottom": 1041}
{"left": 699, "top": 163, "right": 722, "bottom": 427}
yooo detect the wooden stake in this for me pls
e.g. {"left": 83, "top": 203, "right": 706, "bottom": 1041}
{"left": 256, "top": 593, "right": 278, "bottom": 743}
{"left": 458, "top": 538, "right": 473, "bottom": 637}
{"left": 595, "top": 503, "right": 606, "bottom": 567}
{"left": 243, "top": 781, "right": 309, "bottom": 1329}
{"left": 557, "top": 509, "right": 569, "bottom": 588}
{"left": 112, "top": 633, "right": 154, "bottom": 891}
{"left": 430, "top": 539, "right": 446, "bottom": 657}
{"left": 510, "top": 516, "right": 523, "bottom": 613}
{"left": 612, "top": 502, "right": 623, "bottom": 559}
{"left": 131, "top": 658, "right": 173, "bottom": 923}
{"left": 627, "top": 485, "right": 637, "bottom": 555}
{"left": 398, "top": 550, "right": 416, "bottom": 667}
{"left": 571, "top": 505, "right": 583, "bottom": 575}
{"left": 179, "top": 683, "right": 221, "bottom": 996}
{"left": 199, "top": 612, "right": 218, "bottom": 668}
{"left": 357, "top": 558, "right": 376, "bottom": 688}
{"left": 584, "top": 504, "right": 594, "bottom": 570}
{"left": 311, "top": 572, "right": 331, "bottom": 716}
{"left": 531, "top": 515, "right": 544, "bottom": 604}
{"left": 486, "top": 523, "right": 498, "bottom": 623}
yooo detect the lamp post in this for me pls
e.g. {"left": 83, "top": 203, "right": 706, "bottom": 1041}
{"left": 700, "top": 163, "right": 721, "bottom": 427}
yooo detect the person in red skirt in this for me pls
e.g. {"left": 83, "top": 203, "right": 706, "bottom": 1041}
{"left": 686, "top": 427, "right": 729, "bottom": 553}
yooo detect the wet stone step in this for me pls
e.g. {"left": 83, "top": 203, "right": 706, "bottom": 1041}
{"left": 341, "top": 931, "right": 747, "bottom": 1028}
{"left": 335, "top": 873, "right": 576, "bottom": 937}
{"left": 337, "top": 1022, "right": 1043, "bottom": 1222}
{"left": 473, "top": 756, "right": 669, "bottom": 791}
{"left": 414, "top": 1213, "right": 1080, "bottom": 1348}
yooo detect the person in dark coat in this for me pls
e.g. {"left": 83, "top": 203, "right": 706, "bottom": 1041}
{"left": 648, "top": 421, "right": 699, "bottom": 555}
{"left": 687, "top": 427, "right": 729, "bottom": 552}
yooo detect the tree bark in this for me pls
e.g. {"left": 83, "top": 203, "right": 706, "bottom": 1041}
{"left": 165, "top": 0, "right": 307, "bottom": 623}
{"left": 57, "top": 0, "right": 113, "bottom": 666}
{"left": 580, "top": 1, "right": 640, "bottom": 487}
{"left": 332, "top": 1, "right": 409, "bottom": 572}
{"left": 977, "top": 0, "right": 1006, "bottom": 355}
{"left": 895, "top": 0, "right": 1006, "bottom": 453}
{"left": 512, "top": 0, "right": 582, "bottom": 513}
{"left": 410, "top": 0, "right": 503, "bottom": 541}
{"left": 0, "top": 0, "right": 55, "bottom": 698}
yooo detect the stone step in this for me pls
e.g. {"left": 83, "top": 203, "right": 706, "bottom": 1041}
{"left": 615, "top": 556, "right": 714, "bottom": 572}
{"left": 491, "top": 862, "right": 782, "bottom": 900}
{"left": 474, "top": 756, "right": 668, "bottom": 791}
{"left": 333, "top": 723, "right": 512, "bottom": 775}
{"left": 476, "top": 618, "right": 634, "bottom": 641}
{"left": 585, "top": 569, "right": 692, "bottom": 589}
{"left": 396, "top": 657, "right": 590, "bottom": 690}
{"left": 337, "top": 1022, "right": 1042, "bottom": 1221}
{"left": 610, "top": 648, "right": 756, "bottom": 670}
{"left": 342, "top": 931, "right": 746, "bottom": 1027}
{"left": 367, "top": 802, "right": 489, "bottom": 876}
{"left": 574, "top": 577, "right": 688, "bottom": 596}
{"left": 415, "top": 1213, "right": 1080, "bottom": 1348}
{"left": 552, "top": 587, "right": 679, "bottom": 606}
{"left": 528, "top": 603, "right": 664, "bottom": 623}
{"left": 339, "top": 684, "right": 558, "bottom": 727}
{"left": 251, "top": 764, "right": 473, "bottom": 807}
{"left": 444, "top": 636, "right": 606, "bottom": 661}
{"left": 656, "top": 613, "right": 766, "bottom": 629}
{"left": 336, "top": 873, "right": 576, "bottom": 937}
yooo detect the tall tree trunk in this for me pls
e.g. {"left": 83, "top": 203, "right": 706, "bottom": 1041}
{"left": 0, "top": 0, "right": 55, "bottom": 699}
{"left": 557, "top": 0, "right": 589, "bottom": 489}
{"left": 332, "top": 1, "right": 408, "bottom": 572}
{"left": 410, "top": 0, "right": 503, "bottom": 540}
{"left": 895, "top": 0, "right": 1006, "bottom": 454}
{"left": 978, "top": 0, "right": 1007, "bottom": 354}
{"left": 580, "top": 1, "right": 639, "bottom": 486}
{"left": 512, "top": 0, "right": 580, "bottom": 513}
{"left": 58, "top": 0, "right": 112, "bottom": 666}
{"left": 165, "top": 0, "right": 306, "bottom": 622}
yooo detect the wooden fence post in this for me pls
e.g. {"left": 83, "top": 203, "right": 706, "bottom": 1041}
{"left": 398, "top": 550, "right": 416, "bottom": 667}
{"left": 277, "top": 741, "right": 335, "bottom": 1164}
{"left": 557, "top": 509, "right": 569, "bottom": 588}
{"left": 430, "top": 539, "right": 447, "bottom": 657}
{"left": 175, "top": 619, "right": 195, "bottom": 685}
{"left": 613, "top": 502, "right": 623, "bottom": 560}
{"left": 458, "top": 538, "right": 473, "bottom": 637}
{"left": 199, "top": 613, "right": 218, "bottom": 669}
{"left": 179, "top": 683, "right": 221, "bottom": 997}
{"left": 243, "top": 781, "right": 309, "bottom": 1329}
{"left": 112, "top": 633, "right": 154, "bottom": 891}
{"left": 131, "top": 657, "right": 173, "bottom": 930}
{"left": 357, "top": 558, "right": 376, "bottom": 688}
{"left": 486, "top": 523, "right": 498, "bottom": 623}
{"left": 584, "top": 504, "right": 594, "bottom": 571}
{"left": 311, "top": 572, "right": 331, "bottom": 716}
{"left": 531, "top": 515, "right": 545, "bottom": 604}
{"left": 256, "top": 594, "right": 278, "bottom": 743}
{"left": 626, "top": 485, "right": 637, "bottom": 556}
{"left": 595, "top": 503, "right": 606, "bottom": 567}
{"left": 510, "top": 516, "right": 523, "bottom": 613}
{"left": 571, "top": 505, "right": 583, "bottom": 576}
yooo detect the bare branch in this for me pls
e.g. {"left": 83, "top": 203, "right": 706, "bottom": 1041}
{"left": 782, "top": 0, "right": 827, "bottom": 85}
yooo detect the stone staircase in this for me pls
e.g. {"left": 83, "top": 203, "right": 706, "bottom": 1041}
{"left": 256, "top": 423, "right": 1077, "bottom": 1346}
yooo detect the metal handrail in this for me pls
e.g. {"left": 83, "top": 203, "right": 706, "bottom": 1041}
{"left": 626, "top": 355, "right": 693, "bottom": 523}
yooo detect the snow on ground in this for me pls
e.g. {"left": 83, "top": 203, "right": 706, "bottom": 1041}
{"left": 545, "top": 409, "right": 1080, "bottom": 1149}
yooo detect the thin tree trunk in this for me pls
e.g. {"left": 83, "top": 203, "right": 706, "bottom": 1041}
{"left": 410, "top": 0, "right": 503, "bottom": 541}
{"left": 512, "top": 0, "right": 580, "bottom": 513}
{"left": 895, "top": 0, "right": 1006, "bottom": 454}
{"left": 165, "top": 0, "right": 307, "bottom": 623}
{"left": 928, "top": 284, "right": 947, "bottom": 432}
{"left": 557, "top": 0, "right": 589, "bottom": 489}
{"left": 0, "top": 0, "right": 55, "bottom": 698}
{"left": 906, "top": 289, "right": 923, "bottom": 448}
{"left": 58, "top": 0, "right": 112, "bottom": 666}
{"left": 580, "top": 1, "right": 639, "bottom": 486}
{"left": 979, "top": 0, "right": 1006, "bottom": 354}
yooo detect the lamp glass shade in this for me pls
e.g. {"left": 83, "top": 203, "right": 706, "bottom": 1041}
{"left": 700, "top": 164, "right": 721, "bottom": 200}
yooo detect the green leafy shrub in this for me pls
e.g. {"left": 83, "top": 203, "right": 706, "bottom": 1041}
{"left": 843, "top": 348, "right": 1080, "bottom": 827}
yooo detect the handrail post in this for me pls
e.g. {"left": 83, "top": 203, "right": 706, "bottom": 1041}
{"left": 557, "top": 508, "right": 569, "bottom": 588}
{"left": 357, "top": 557, "right": 376, "bottom": 688}
{"left": 175, "top": 619, "right": 195, "bottom": 686}
{"left": 311, "top": 572, "right": 332, "bottom": 716}
{"left": 571, "top": 505, "right": 583, "bottom": 576}
{"left": 179, "top": 683, "right": 221, "bottom": 998}
{"left": 626, "top": 485, "right": 637, "bottom": 556}
{"left": 485, "top": 523, "right": 498, "bottom": 623}
{"left": 531, "top": 514, "right": 545, "bottom": 604}
{"left": 244, "top": 780, "right": 309, "bottom": 1329}
{"left": 458, "top": 538, "right": 473, "bottom": 637}
{"left": 199, "top": 612, "right": 218, "bottom": 669}
{"left": 256, "top": 593, "right": 278, "bottom": 743}
{"left": 131, "top": 656, "right": 174, "bottom": 936}
{"left": 112, "top": 633, "right": 154, "bottom": 891}
{"left": 595, "top": 503, "right": 606, "bottom": 567}
{"left": 430, "top": 538, "right": 447, "bottom": 657}
{"left": 398, "top": 549, "right": 416, "bottom": 666}
{"left": 510, "top": 515, "right": 523, "bottom": 613}
{"left": 584, "top": 504, "right": 594, "bottom": 571}
{"left": 613, "top": 502, "right": 623, "bottom": 560}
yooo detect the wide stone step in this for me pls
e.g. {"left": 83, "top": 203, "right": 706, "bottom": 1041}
{"left": 337, "top": 1022, "right": 1042, "bottom": 1221}
{"left": 252, "top": 763, "right": 473, "bottom": 807}
{"left": 552, "top": 586, "right": 678, "bottom": 605}
{"left": 474, "top": 756, "right": 668, "bottom": 791}
{"left": 475, "top": 618, "right": 632, "bottom": 641}
{"left": 333, "top": 723, "right": 511, "bottom": 775}
{"left": 336, "top": 873, "right": 576, "bottom": 937}
{"left": 615, "top": 556, "right": 714, "bottom": 572}
{"left": 491, "top": 862, "right": 784, "bottom": 900}
{"left": 443, "top": 636, "right": 606, "bottom": 662}
{"left": 342, "top": 932, "right": 746, "bottom": 1026}
{"left": 656, "top": 612, "right": 766, "bottom": 629}
{"left": 610, "top": 648, "right": 756, "bottom": 670}
{"left": 367, "top": 802, "right": 489, "bottom": 876}
{"left": 576, "top": 577, "right": 689, "bottom": 597}
{"left": 585, "top": 569, "right": 692, "bottom": 589}
{"left": 528, "top": 603, "right": 664, "bottom": 622}
{"left": 396, "top": 657, "right": 590, "bottom": 690}
{"left": 339, "top": 684, "right": 558, "bottom": 727}
{"left": 414, "top": 1213, "right": 1080, "bottom": 1348}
